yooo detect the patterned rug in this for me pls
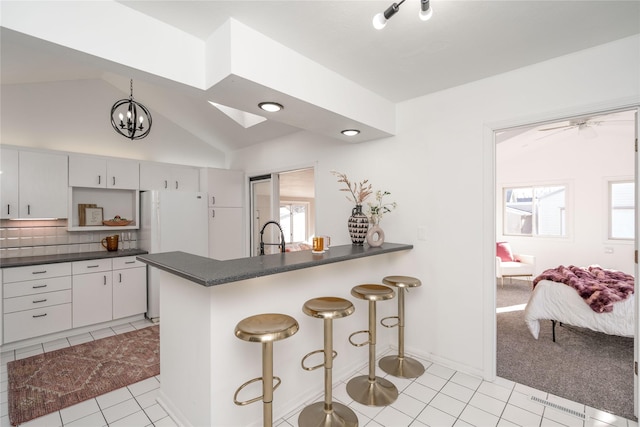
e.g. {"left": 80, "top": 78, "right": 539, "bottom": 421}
{"left": 8, "top": 325, "right": 159, "bottom": 426}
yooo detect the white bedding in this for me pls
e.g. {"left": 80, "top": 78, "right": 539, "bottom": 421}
{"left": 523, "top": 279, "right": 634, "bottom": 339}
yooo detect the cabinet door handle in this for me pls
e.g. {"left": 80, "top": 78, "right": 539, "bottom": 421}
{"left": 211, "top": 209, "right": 215, "bottom": 218}
{"left": 87, "top": 265, "right": 100, "bottom": 268}
{"left": 27, "top": 204, "right": 31, "bottom": 215}
{"left": 33, "top": 299, "right": 47, "bottom": 304}
{"left": 6, "top": 204, "right": 10, "bottom": 215}
{"left": 125, "top": 261, "right": 135, "bottom": 264}
{"left": 32, "top": 270, "right": 47, "bottom": 275}
{"left": 104, "top": 275, "right": 107, "bottom": 285}
{"left": 119, "top": 273, "right": 122, "bottom": 283}
{"left": 98, "top": 175, "right": 101, "bottom": 185}
{"left": 113, "top": 176, "right": 116, "bottom": 186}
{"left": 32, "top": 284, "right": 47, "bottom": 289}
{"left": 32, "top": 313, "right": 47, "bottom": 318}
{"left": 164, "top": 180, "right": 168, "bottom": 189}
{"left": 175, "top": 181, "right": 179, "bottom": 190}
{"left": 212, "top": 196, "right": 216, "bottom": 205}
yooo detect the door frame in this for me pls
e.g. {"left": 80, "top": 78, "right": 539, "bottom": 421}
{"left": 484, "top": 100, "right": 640, "bottom": 417}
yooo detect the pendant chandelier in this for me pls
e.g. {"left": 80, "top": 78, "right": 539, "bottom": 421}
{"left": 110, "top": 79, "right": 152, "bottom": 140}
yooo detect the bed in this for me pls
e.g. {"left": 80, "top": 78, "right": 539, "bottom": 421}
{"left": 523, "top": 265, "right": 634, "bottom": 340}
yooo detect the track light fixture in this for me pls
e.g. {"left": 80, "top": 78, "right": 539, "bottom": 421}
{"left": 373, "top": 0, "right": 432, "bottom": 29}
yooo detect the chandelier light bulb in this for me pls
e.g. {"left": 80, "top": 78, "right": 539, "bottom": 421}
{"left": 373, "top": 13, "right": 387, "bottom": 30}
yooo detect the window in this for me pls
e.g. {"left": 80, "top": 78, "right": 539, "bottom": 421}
{"left": 280, "top": 202, "right": 309, "bottom": 243}
{"left": 610, "top": 181, "right": 635, "bottom": 240}
{"left": 503, "top": 185, "right": 566, "bottom": 237}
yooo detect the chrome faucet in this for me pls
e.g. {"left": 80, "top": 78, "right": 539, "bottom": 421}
{"left": 259, "top": 220, "right": 286, "bottom": 255}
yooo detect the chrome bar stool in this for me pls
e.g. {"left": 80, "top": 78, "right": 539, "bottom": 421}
{"left": 346, "top": 284, "right": 398, "bottom": 406}
{"left": 234, "top": 313, "right": 299, "bottom": 427}
{"left": 299, "top": 297, "right": 359, "bottom": 427}
{"left": 379, "top": 275, "right": 425, "bottom": 378}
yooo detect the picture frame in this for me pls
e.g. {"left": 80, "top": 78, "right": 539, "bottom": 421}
{"left": 84, "top": 207, "right": 103, "bottom": 226}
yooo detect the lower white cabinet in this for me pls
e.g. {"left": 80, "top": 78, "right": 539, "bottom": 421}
{"left": 2, "top": 263, "right": 73, "bottom": 343}
{"left": 112, "top": 257, "right": 147, "bottom": 319}
{"left": 2, "top": 256, "right": 147, "bottom": 344}
{"left": 72, "top": 259, "right": 113, "bottom": 328}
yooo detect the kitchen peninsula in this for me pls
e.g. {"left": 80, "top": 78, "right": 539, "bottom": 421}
{"left": 137, "top": 243, "right": 413, "bottom": 427}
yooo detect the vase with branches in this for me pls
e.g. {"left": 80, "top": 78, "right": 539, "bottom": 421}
{"left": 331, "top": 171, "right": 373, "bottom": 245}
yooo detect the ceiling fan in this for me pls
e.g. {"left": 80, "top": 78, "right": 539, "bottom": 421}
{"left": 537, "top": 115, "right": 632, "bottom": 140}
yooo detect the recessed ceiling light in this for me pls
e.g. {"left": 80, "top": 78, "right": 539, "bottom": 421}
{"left": 258, "top": 102, "right": 283, "bottom": 112}
{"left": 341, "top": 129, "right": 360, "bottom": 137}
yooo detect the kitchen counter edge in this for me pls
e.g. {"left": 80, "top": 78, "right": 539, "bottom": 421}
{"left": 136, "top": 243, "right": 413, "bottom": 287}
{"left": 0, "top": 249, "right": 149, "bottom": 268}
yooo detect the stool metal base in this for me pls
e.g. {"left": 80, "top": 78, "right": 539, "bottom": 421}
{"left": 379, "top": 355, "right": 425, "bottom": 379}
{"left": 299, "top": 401, "right": 359, "bottom": 427}
{"left": 346, "top": 375, "right": 398, "bottom": 406}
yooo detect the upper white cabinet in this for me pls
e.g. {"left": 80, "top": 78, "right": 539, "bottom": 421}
{"left": 200, "top": 168, "right": 244, "bottom": 207}
{"left": 140, "top": 162, "right": 199, "bottom": 192}
{"left": 0, "top": 149, "right": 68, "bottom": 219}
{"left": 69, "top": 155, "right": 139, "bottom": 190}
{"left": 0, "top": 148, "right": 19, "bottom": 219}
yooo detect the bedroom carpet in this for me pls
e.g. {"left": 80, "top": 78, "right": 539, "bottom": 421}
{"left": 496, "top": 279, "right": 635, "bottom": 420}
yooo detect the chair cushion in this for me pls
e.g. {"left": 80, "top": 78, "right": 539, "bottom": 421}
{"left": 496, "top": 242, "right": 515, "bottom": 262}
{"left": 500, "top": 261, "right": 534, "bottom": 276}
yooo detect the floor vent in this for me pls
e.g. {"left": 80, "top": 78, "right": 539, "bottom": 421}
{"left": 530, "top": 396, "right": 587, "bottom": 420}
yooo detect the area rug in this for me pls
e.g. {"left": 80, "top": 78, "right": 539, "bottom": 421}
{"left": 8, "top": 325, "right": 159, "bottom": 426}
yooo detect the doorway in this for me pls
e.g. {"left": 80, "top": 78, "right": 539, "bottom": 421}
{"left": 249, "top": 167, "right": 315, "bottom": 256}
{"left": 494, "top": 108, "right": 638, "bottom": 419}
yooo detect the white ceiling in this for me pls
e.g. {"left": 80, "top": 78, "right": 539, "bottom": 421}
{"left": 2, "top": 1, "right": 639, "bottom": 152}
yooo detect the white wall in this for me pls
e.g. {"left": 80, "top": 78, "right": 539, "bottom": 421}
{"left": 497, "top": 116, "right": 635, "bottom": 274}
{"left": 0, "top": 79, "right": 226, "bottom": 167}
{"left": 230, "top": 35, "right": 640, "bottom": 377}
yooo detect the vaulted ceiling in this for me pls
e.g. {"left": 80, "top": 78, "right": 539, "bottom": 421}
{"left": 2, "top": 1, "right": 639, "bottom": 154}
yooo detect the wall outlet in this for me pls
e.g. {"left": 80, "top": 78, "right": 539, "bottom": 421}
{"left": 604, "top": 247, "right": 614, "bottom": 254}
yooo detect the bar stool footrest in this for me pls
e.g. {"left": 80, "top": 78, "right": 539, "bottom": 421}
{"left": 301, "top": 349, "right": 338, "bottom": 371}
{"left": 348, "top": 330, "right": 371, "bottom": 347}
{"left": 233, "top": 376, "right": 282, "bottom": 406}
{"left": 380, "top": 315, "right": 399, "bottom": 328}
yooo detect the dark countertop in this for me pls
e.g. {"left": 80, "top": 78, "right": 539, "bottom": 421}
{"left": 0, "top": 249, "right": 149, "bottom": 269}
{"left": 136, "top": 242, "right": 413, "bottom": 287}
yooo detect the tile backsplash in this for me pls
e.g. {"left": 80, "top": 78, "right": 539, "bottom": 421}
{"left": 0, "top": 219, "right": 138, "bottom": 259}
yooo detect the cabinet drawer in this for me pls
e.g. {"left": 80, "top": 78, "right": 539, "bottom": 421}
{"left": 4, "top": 290, "right": 72, "bottom": 314}
{"left": 2, "top": 262, "right": 71, "bottom": 283}
{"left": 4, "top": 303, "right": 72, "bottom": 343}
{"left": 72, "top": 259, "right": 112, "bottom": 274}
{"left": 113, "top": 256, "right": 145, "bottom": 270}
{"left": 3, "top": 276, "right": 72, "bottom": 298}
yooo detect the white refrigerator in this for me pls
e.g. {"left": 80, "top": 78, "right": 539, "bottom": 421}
{"left": 139, "top": 190, "right": 209, "bottom": 321}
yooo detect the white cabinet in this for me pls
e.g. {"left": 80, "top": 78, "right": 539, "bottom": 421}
{"left": 0, "top": 147, "right": 19, "bottom": 219}
{"left": 0, "top": 148, "right": 68, "bottom": 219}
{"left": 2, "top": 263, "right": 73, "bottom": 344}
{"left": 72, "top": 259, "right": 113, "bottom": 328}
{"left": 140, "top": 162, "right": 199, "bottom": 192}
{"left": 112, "top": 257, "right": 147, "bottom": 319}
{"left": 72, "top": 257, "right": 147, "bottom": 328}
{"left": 200, "top": 168, "right": 244, "bottom": 207}
{"left": 208, "top": 207, "right": 244, "bottom": 260}
{"left": 69, "top": 155, "right": 139, "bottom": 190}
{"left": 201, "top": 168, "right": 245, "bottom": 259}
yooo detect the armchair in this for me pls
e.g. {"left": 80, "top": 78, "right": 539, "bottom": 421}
{"left": 496, "top": 242, "right": 535, "bottom": 286}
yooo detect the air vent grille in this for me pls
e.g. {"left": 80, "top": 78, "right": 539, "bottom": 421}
{"left": 530, "top": 396, "right": 587, "bottom": 420}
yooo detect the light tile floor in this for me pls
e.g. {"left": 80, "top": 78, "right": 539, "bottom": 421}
{"left": 1, "top": 320, "right": 637, "bottom": 427}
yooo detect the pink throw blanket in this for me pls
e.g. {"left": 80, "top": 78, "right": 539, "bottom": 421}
{"left": 533, "top": 265, "right": 634, "bottom": 313}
